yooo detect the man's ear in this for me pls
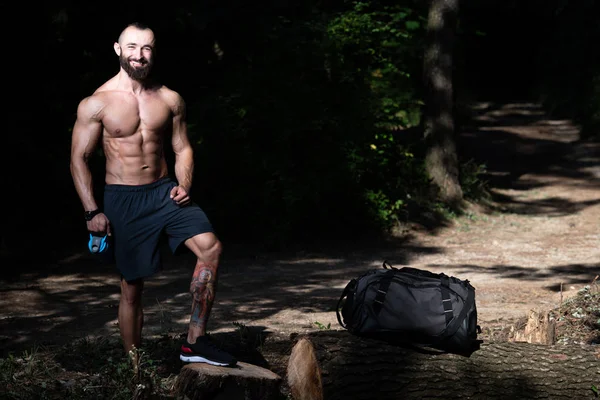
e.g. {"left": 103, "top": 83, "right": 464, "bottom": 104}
{"left": 114, "top": 42, "right": 121, "bottom": 56}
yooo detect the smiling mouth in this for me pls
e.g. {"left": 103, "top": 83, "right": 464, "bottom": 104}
{"left": 130, "top": 60, "right": 146, "bottom": 67}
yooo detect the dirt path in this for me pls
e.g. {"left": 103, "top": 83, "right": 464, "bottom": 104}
{"left": 1, "top": 102, "right": 599, "bottom": 357}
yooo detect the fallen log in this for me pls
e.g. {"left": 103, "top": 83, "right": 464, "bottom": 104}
{"left": 287, "top": 330, "right": 600, "bottom": 400}
{"left": 175, "top": 361, "right": 282, "bottom": 400}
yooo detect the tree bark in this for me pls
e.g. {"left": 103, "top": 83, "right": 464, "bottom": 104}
{"left": 423, "top": 0, "right": 464, "bottom": 206}
{"left": 287, "top": 331, "right": 600, "bottom": 400}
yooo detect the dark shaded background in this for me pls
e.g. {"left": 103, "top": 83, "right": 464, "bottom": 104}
{"left": 4, "top": 0, "right": 599, "bottom": 266}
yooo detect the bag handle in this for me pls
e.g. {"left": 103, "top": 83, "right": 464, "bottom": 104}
{"left": 338, "top": 265, "right": 393, "bottom": 328}
{"left": 336, "top": 278, "right": 358, "bottom": 329}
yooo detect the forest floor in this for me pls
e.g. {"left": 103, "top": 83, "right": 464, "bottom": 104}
{"left": 1, "top": 102, "right": 599, "bottom": 399}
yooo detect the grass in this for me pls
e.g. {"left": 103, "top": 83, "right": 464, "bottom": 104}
{"left": 0, "top": 326, "right": 287, "bottom": 400}
{"left": 0, "top": 334, "right": 182, "bottom": 400}
{"left": 551, "top": 276, "right": 600, "bottom": 345}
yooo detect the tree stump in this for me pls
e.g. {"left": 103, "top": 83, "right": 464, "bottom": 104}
{"left": 175, "top": 362, "right": 282, "bottom": 400}
{"left": 509, "top": 309, "right": 556, "bottom": 345}
{"left": 287, "top": 330, "right": 600, "bottom": 400}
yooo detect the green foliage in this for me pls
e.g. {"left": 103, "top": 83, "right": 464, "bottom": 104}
{"left": 314, "top": 321, "right": 331, "bottom": 330}
{"left": 321, "top": 1, "right": 432, "bottom": 233}
{"left": 364, "top": 190, "right": 404, "bottom": 227}
{"left": 459, "top": 159, "right": 489, "bottom": 201}
{"left": 348, "top": 136, "right": 430, "bottom": 230}
{"left": 326, "top": 1, "right": 425, "bottom": 130}
{"left": 184, "top": 0, "right": 432, "bottom": 246}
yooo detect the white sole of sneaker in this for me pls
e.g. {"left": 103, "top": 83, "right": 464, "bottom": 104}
{"left": 179, "top": 354, "right": 231, "bottom": 366}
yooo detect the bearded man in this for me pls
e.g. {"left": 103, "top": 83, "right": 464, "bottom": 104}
{"left": 70, "top": 22, "right": 236, "bottom": 367}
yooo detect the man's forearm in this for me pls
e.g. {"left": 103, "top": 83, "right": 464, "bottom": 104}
{"left": 70, "top": 158, "right": 98, "bottom": 211}
{"left": 174, "top": 148, "right": 194, "bottom": 191}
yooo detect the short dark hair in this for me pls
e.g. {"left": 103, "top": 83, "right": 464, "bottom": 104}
{"left": 117, "top": 22, "right": 152, "bottom": 42}
{"left": 126, "top": 22, "right": 150, "bottom": 31}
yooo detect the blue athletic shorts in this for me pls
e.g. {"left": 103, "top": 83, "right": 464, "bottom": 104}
{"left": 103, "top": 176, "right": 214, "bottom": 281}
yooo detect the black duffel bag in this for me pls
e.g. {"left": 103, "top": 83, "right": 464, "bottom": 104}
{"left": 336, "top": 261, "right": 482, "bottom": 356}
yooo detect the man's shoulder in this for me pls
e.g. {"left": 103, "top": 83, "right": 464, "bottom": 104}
{"left": 157, "top": 84, "right": 182, "bottom": 99}
{"left": 157, "top": 85, "right": 185, "bottom": 112}
{"left": 77, "top": 92, "right": 106, "bottom": 116}
{"left": 77, "top": 78, "right": 123, "bottom": 118}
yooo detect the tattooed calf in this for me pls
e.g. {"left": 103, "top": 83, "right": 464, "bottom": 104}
{"left": 189, "top": 263, "right": 217, "bottom": 331}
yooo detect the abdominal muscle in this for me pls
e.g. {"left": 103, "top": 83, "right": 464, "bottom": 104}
{"left": 103, "top": 130, "right": 169, "bottom": 186}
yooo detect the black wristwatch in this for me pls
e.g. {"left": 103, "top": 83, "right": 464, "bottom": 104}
{"left": 84, "top": 209, "right": 102, "bottom": 221}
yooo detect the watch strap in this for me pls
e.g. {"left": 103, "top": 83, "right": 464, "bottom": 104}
{"left": 85, "top": 209, "right": 102, "bottom": 221}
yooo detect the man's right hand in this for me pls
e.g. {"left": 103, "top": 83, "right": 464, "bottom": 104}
{"left": 87, "top": 213, "right": 111, "bottom": 236}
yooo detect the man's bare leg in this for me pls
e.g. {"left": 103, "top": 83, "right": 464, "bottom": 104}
{"left": 184, "top": 234, "right": 222, "bottom": 343}
{"left": 118, "top": 278, "right": 144, "bottom": 353}
{"left": 180, "top": 233, "right": 236, "bottom": 366}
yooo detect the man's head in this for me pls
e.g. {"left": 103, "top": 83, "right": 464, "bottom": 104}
{"left": 114, "top": 22, "right": 155, "bottom": 81}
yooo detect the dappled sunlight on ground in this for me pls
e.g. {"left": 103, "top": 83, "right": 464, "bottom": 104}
{"left": 1, "top": 102, "right": 598, "bottom": 357}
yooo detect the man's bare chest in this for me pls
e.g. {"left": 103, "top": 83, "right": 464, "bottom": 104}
{"left": 101, "top": 96, "right": 172, "bottom": 138}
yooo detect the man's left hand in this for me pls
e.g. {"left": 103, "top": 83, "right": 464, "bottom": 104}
{"left": 170, "top": 185, "right": 191, "bottom": 206}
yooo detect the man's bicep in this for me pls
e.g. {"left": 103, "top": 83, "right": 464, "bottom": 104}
{"left": 171, "top": 115, "right": 192, "bottom": 152}
{"left": 71, "top": 100, "right": 103, "bottom": 159}
{"left": 171, "top": 96, "right": 192, "bottom": 153}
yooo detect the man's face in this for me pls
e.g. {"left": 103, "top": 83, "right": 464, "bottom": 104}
{"left": 116, "top": 27, "right": 155, "bottom": 80}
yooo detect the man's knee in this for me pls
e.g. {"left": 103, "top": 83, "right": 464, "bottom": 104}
{"left": 185, "top": 232, "right": 222, "bottom": 260}
{"left": 208, "top": 238, "right": 223, "bottom": 258}
{"left": 120, "top": 278, "right": 144, "bottom": 306}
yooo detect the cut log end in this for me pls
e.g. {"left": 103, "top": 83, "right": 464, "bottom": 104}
{"left": 287, "top": 337, "right": 324, "bottom": 400}
{"left": 175, "top": 361, "right": 282, "bottom": 400}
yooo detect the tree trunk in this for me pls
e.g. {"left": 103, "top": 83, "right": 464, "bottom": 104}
{"left": 423, "top": 0, "right": 463, "bottom": 206}
{"left": 287, "top": 331, "right": 600, "bottom": 400}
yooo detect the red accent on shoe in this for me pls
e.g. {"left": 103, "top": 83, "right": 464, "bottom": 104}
{"left": 181, "top": 346, "right": 192, "bottom": 353}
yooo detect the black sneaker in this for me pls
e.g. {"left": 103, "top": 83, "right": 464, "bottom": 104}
{"left": 180, "top": 336, "right": 237, "bottom": 366}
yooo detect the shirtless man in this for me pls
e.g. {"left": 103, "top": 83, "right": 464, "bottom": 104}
{"left": 70, "top": 22, "right": 236, "bottom": 367}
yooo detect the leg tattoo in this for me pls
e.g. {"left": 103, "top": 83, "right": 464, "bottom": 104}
{"left": 189, "top": 261, "right": 217, "bottom": 334}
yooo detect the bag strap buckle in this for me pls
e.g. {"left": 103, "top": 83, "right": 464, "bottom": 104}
{"left": 373, "top": 270, "right": 396, "bottom": 315}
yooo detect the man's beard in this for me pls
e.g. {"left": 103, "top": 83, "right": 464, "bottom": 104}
{"left": 119, "top": 54, "right": 153, "bottom": 81}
